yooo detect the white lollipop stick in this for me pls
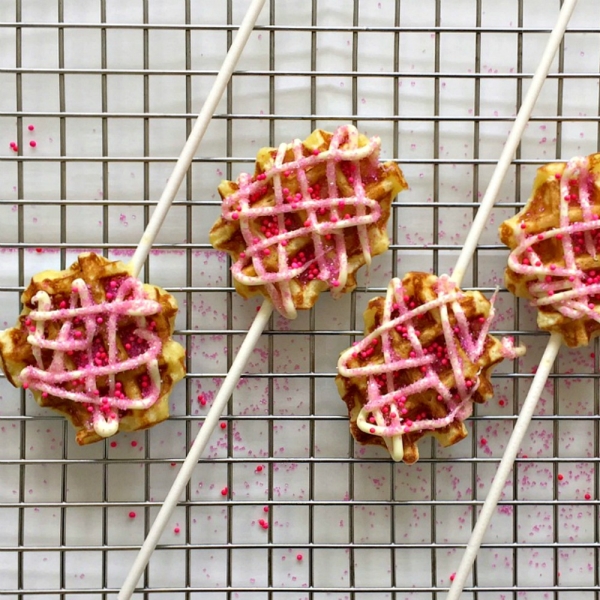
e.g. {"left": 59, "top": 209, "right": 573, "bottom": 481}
{"left": 450, "top": 0, "right": 578, "bottom": 288}
{"left": 117, "top": 1, "right": 267, "bottom": 598}
{"left": 117, "top": 300, "right": 272, "bottom": 600}
{"left": 446, "top": 332, "right": 560, "bottom": 597}
{"left": 128, "top": 0, "right": 267, "bottom": 279}
{"left": 447, "top": 0, "right": 578, "bottom": 598}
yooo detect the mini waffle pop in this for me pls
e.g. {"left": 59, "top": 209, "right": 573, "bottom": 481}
{"left": 336, "top": 272, "right": 524, "bottom": 463}
{"left": 500, "top": 154, "right": 600, "bottom": 347}
{"left": 0, "top": 253, "right": 186, "bottom": 444}
{"left": 209, "top": 125, "right": 408, "bottom": 319}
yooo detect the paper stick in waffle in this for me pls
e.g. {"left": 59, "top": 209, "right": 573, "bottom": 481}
{"left": 450, "top": 153, "right": 595, "bottom": 598}
{"left": 210, "top": 124, "right": 407, "bottom": 318}
{"left": 336, "top": 0, "right": 577, "bottom": 467}
{"left": 118, "top": 124, "right": 407, "bottom": 598}
{"left": 336, "top": 272, "right": 524, "bottom": 463}
{"left": 442, "top": 1, "right": 580, "bottom": 598}
{"left": 0, "top": 0, "right": 266, "bottom": 448}
{"left": 0, "top": 253, "right": 186, "bottom": 443}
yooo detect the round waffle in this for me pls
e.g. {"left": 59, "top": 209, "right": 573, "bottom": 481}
{"left": 336, "top": 272, "right": 524, "bottom": 463}
{"left": 0, "top": 253, "right": 186, "bottom": 444}
{"left": 500, "top": 154, "right": 600, "bottom": 347}
{"left": 209, "top": 125, "right": 408, "bottom": 319}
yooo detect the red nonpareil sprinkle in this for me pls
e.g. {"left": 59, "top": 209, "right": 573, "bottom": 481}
{"left": 585, "top": 493, "right": 592, "bottom": 500}
{"left": 9, "top": 141, "right": 16, "bottom": 149}
{"left": 258, "top": 519, "right": 269, "bottom": 530}
{"left": 128, "top": 511, "right": 136, "bottom": 519}
{"left": 557, "top": 473, "right": 564, "bottom": 481}
{"left": 28, "top": 124, "right": 35, "bottom": 131}
{"left": 221, "top": 487, "right": 228, "bottom": 496}
{"left": 263, "top": 506, "right": 269, "bottom": 513}
{"left": 110, "top": 441, "right": 117, "bottom": 448}
{"left": 35, "top": 247, "right": 43, "bottom": 253}
{"left": 480, "top": 437, "right": 487, "bottom": 446}
{"left": 220, "top": 422, "right": 227, "bottom": 430}
{"left": 174, "top": 526, "right": 181, "bottom": 534}
{"left": 450, "top": 573, "right": 456, "bottom": 582}
{"left": 296, "top": 553, "right": 303, "bottom": 561}
{"left": 197, "top": 393, "right": 206, "bottom": 406}
{"left": 29, "top": 140, "right": 37, "bottom": 148}
{"left": 131, "top": 440, "right": 138, "bottom": 448}
{"left": 255, "top": 465, "right": 263, "bottom": 473}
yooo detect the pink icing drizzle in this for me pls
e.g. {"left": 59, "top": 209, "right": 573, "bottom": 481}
{"left": 507, "top": 156, "right": 600, "bottom": 321}
{"left": 221, "top": 124, "right": 382, "bottom": 318}
{"left": 338, "top": 275, "right": 520, "bottom": 443}
{"left": 20, "top": 275, "right": 163, "bottom": 436}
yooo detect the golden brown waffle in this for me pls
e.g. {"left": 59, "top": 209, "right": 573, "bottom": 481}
{"left": 0, "top": 253, "right": 186, "bottom": 444}
{"left": 336, "top": 272, "right": 523, "bottom": 463}
{"left": 209, "top": 125, "right": 408, "bottom": 319}
{"left": 500, "top": 154, "right": 600, "bottom": 347}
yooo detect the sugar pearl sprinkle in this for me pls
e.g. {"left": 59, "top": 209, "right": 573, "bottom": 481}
{"left": 20, "top": 275, "right": 163, "bottom": 439}
{"left": 338, "top": 274, "right": 523, "bottom": 462}
{"left": 221, "top": 124, "right": 382, "bottom": 318}
{"left": 508, "top": 156, "right": 600, "bottom": 321}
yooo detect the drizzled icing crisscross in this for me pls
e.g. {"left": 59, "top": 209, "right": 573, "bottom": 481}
{"left": 507, "top": 156, "right": 600, "bottom": 322}
{"left": 20, "top": 276, "right": 163, "bottom": 438}
{"left": 338, "top": 275, "right": 519, "bottom": 462}
{"left": 221, "top": 125, "right": 382, "bottom": 318}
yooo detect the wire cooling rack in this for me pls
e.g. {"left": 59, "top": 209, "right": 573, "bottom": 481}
{"left": 1, "top": 0, "right": 600, "bottom": 598}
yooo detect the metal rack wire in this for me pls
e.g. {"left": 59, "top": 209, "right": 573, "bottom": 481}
{"left": 1, "top": 0, "right": 599, "bottom": 597}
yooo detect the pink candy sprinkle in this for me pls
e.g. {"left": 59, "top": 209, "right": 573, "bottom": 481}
{"left": 128, "top": 511, "right": 136, "bottom": 519}
{"left": 174, "top": 526, "right": 180, "bottom": 534}
{"left": 29, "top": 140, "right": 37, "bottom": 148}
{"left": 28, "top": 124, "right": 35, "bottom": 131}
